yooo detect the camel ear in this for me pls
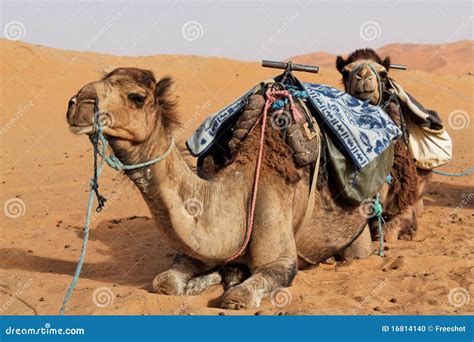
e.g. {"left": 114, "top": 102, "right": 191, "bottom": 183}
{"left": 336, "top": 56, "right": 347, "bottom": 74}
{"left": 155, "top": 76, "right": 175, "bottom": 99}
{"left": 382, "top": 56, "right": 391, "bottom": 72}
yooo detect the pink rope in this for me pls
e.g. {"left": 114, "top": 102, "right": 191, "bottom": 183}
{"left": 267, "top": 89, "right": 303, "bottom": 122}
{"left": 226, "top": 88, "right": 298, "bottom": 262}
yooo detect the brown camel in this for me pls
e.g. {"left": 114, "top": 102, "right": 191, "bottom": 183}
{"left": 66, "top": 67, "right": 382, "bottom": 310}
{"left": 336, "top": 49, "right": 431, "bottom": 242}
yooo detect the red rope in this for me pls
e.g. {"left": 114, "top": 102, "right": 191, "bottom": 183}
{"left": 225, "top": 88, "right": 299, "bottom": 262}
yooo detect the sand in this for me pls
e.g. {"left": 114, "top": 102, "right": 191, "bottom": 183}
{"left": 0, "top": 39, "right": 473, "bottom": 315}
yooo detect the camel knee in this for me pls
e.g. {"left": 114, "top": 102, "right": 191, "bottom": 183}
{"left": 152, "top": 270, "right": 187, "bottom": 295}
{"left": 152, "top": 254, "right": 207, "bottom": 295}
{"left": 255, "top": 258, "right": 297, "bottom": 288}
{"left": 337, "top": 224, "right": 372, "bottom": 260}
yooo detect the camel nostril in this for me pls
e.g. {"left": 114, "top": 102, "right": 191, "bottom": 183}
{"left": 66, "top": 95, "right": 78, "bottom": 122}
{"left": 77, "top": 84, "right": 97, "bottom": 102}
{"left": 68, "top": 96, "right": 77, "bottom": 109}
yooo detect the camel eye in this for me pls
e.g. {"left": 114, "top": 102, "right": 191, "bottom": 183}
{"left": 355, "top": 74, "right": 362, "bottom": 80}
{"left": 379, "top": 71, "right": 387, "bottom": 78}
{"left": 128, "top": 93, "right": 146, "bottom": 106}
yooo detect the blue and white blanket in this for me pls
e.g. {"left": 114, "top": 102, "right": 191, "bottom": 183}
{"left": 186, "top": 82, "right": 401, "bottom": 170}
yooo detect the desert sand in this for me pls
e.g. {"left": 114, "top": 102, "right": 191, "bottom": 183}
{"left": 0, "top": 39, "right": 473, "bottom": 315}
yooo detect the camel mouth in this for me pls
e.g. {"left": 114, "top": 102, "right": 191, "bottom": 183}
{"left": 69, "top": 125, "right": 94, "bottom": 135}
{"left": 354, "top": 91, "right": 375, "bottom": 100}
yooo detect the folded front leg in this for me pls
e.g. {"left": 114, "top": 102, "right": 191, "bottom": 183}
{"left": 152, "top": 254, "right": 208, "bottom": 295}
{"left": 220, "top": 257, "right": 296, "bottom": 309}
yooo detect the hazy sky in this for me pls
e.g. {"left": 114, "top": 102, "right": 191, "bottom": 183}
{"left": 1, "top": 0, "right": 473, "bottom": 61}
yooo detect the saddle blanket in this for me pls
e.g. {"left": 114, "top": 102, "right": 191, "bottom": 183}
{"left": 186, "top": 81, "right": 401, "bottom": 170}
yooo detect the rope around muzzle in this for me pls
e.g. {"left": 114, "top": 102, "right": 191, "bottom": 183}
{"left": 346, "top": 61, "right": 384, "bottom": 106}
{"left": 60, "top": 110, "right": 175, "bottom": 315}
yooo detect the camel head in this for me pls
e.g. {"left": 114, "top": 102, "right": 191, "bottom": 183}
{"left": 66, "top": 68, "right": 179, "bottom": 147}
{"left": 336, "top": 48, "right": 391, "bottom": 105}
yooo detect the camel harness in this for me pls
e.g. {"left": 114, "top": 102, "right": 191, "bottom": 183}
{"left": 60, "top": 108, "right": 175, "bottom": 315}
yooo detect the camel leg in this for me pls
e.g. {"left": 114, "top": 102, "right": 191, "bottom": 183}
{"left": 220, "top": 187, "right": 297, "bottom": 310}
{"left": 185, "top": 264, "right": 250, "bottom": 295}
{"left": 220, "top": 258, "right": 296, "bottom": 310}
{"left": 388, "top": 170, "right": 430, "bottom": 241}
{"left": 336, "top": 224, "right": 372, "bottom": 260}
{"left": 185, "top": 272, "right": 222, "bottom": 295}
{"left": 381, "top": 206, "right": 418, "bottom": 242}
{"left": 152, "top": 254, "right": 208, "bottom": 295}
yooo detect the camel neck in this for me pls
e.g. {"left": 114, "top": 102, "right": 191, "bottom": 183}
{"left": 119, "top": 125, "right": 247, "bottom": 263}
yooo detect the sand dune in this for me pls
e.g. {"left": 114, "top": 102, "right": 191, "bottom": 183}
{"left": 290, "top": 40, "right": 474, "bottom": 75}
{"left": 0, "top": 39, "right": 472, "bottom": 315}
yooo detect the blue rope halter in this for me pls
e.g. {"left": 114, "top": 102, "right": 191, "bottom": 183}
{"left": 60, "top": 110, "right": 174, "bottom": 315}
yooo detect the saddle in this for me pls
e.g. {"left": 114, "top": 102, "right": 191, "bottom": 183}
{"left": 189, "top": 78, "right": 401, "bottom": 204}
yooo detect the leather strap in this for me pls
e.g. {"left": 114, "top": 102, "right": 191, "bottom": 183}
{"left": 296, "top": 126, "right": 322, "bottom": 266}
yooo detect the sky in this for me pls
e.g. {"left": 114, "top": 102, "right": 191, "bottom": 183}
{"left": 0, "top": 0, "right": 473, "bottom": 61}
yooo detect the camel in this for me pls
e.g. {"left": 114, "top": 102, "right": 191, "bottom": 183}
{"left": 336, "top": 49, "right": 431, "bottom": 242}
{"left": 66, "top": 67, "right": 382, "bottom": 310}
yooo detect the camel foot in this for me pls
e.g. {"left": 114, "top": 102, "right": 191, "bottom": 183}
{"left": 185, "top": 272, "right": 222, "bottom": 296}
{"left": 152, "top": 270, "right": 187, "bottom": 295}
{"left": 398, "top": 219, "right": 417, "bottom": 241}
{"left": 220, "top": 260, "right": 296, "bottom": 310}
{"left": 381, "top": 211, "right": 417, "bottom": 242}
{"left": 382, "top": 220, "right": 400, "bottom": 243}
{"left": 220, "top": 284, "right": 260, "bottom": 310}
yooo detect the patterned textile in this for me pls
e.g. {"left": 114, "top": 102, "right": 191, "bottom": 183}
{"left": 186, "top": 88, "right": 254, "bottom": 157}
{"left": 186, "top": 81, "right": 401, "bottom": 170}
{"left": 301, "top": 82, "right": 401, "bottom": 169}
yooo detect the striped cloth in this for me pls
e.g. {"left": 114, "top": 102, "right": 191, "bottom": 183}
{"left": 186, "top": 81, "right": 401, "bottom": 170}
